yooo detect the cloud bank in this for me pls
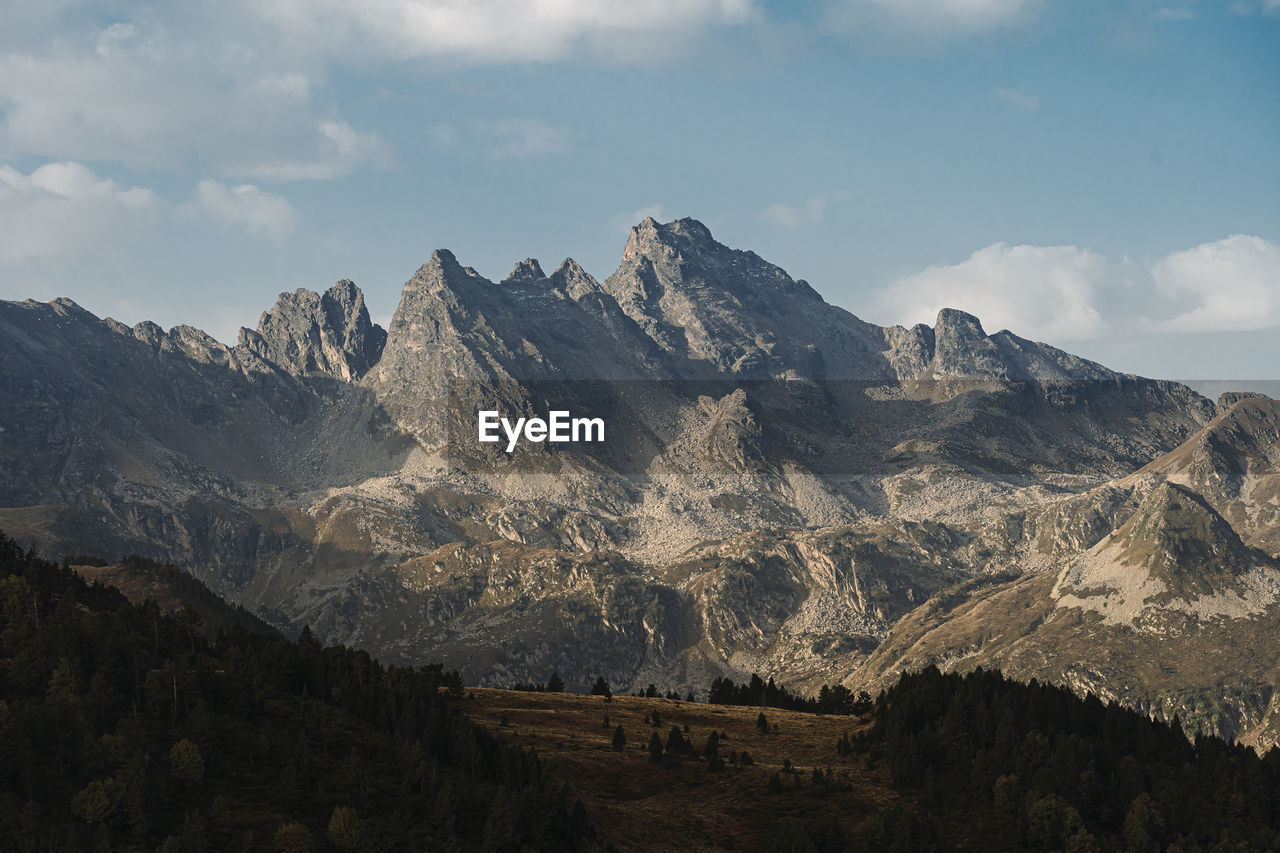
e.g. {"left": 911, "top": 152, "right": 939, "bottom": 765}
{"left": 1148, "top": 235, "right": 1280, "bottom": 333}
{"left": 866, "top": 235, "right": 1280, "bottom": 343}
{"left": 192, "top": 181, "right": 298, "bottom": 241}
{"left": 0, "top": 20, "right": 390, "bottom": 181}
{"left": 0, "top": 162, "right": 156, "bottom": 265}
{"left": 255, "top": 0, "right": 762, "bottom": 63}
{"left": 866, "top": 242, "right": 1112, "bottom": 341}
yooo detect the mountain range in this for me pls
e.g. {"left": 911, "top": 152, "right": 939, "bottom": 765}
{"left": 3, "top": 217, "right": 1277, "bottom": 747}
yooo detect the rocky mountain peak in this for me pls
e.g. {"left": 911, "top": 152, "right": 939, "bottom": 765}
{"left": 621, "top": 216, "right": 716, "bottom": 263}
{"left": 927, "top": 308, "right": 1007, "bottom": 379}
{"left": 402, "top": 249, "right": 491, "bottom": 299}
{"left": 505, "top": 258, "right": 546, "bottom": 282}
{"left": 1219, "top": 391, "right": 1271, "bottom": 409}
{"left": 549, "top": 258, "right": 603, "bottom": 301}
{"left": 661, "top": 216, "right": 716, "bottom": 245}
{"left": 934, "top": 308, "right": 986, "bottom": 339}
{"left": 48, "top": 296, "right": 90, "bottom": 316}
{"left": 132, "top": 320, "right": 166, "bottom": 350}
{"left": 602, "top": 217, "right": 847, "bottom": 377}
{"left": 240, "top": 281, "right": 386, "bottom": 381}
{"left": 918, "top": 307, "right": 1123, "bottom": 383}
{"left": 1115, "top": 481, "right": 1252, "bottom": 584}
{"left": 4, "top": 218, "right": 1260, "bottom": 751}
{"left": 168, "top": 325, "right": 231, "bottom": 366}
{"left": 1133, "top": 395, "right": 1280, "bottom": 556}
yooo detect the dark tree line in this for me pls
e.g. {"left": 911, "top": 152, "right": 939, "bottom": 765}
{"left": 113, "top": 554, "right": 277, "bottom": 640}
{"left": 696, "top": 666, "right": 1280, "bottom": 850}
{"left": 707, "top": 673, "right": 872, "bottom": 716}
{"left": 852, "top": 666, "right": 1280, "bottom": 850}
{"left": 0, "top": 532, "right": 593, "bottom": 852}
{"left": 510, "top": 673, "right": 564, "bottom": 693}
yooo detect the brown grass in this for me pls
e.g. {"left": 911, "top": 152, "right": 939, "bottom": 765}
{"left": 464, "top": 688, "right": 896, "bottom": 851}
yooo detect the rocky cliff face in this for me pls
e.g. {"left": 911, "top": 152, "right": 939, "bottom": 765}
{"left": 6, "top": 217, "right": 1275, "bottom": 749}
{"left": 602, "top": 217, "right": 937, "bottom": 381}
{"left": 240, "top": 280, "right": 386, "bottom": 381}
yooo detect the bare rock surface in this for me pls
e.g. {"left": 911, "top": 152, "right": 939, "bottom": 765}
{"left": 8, "top": 217, "right": 1280, "bottom": 748}
{"left": 242, "top": 280, "right": 386, "bottom": 381}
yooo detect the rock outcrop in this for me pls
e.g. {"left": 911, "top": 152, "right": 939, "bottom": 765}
{"left": 240, "top": 280, "right": 386, "bottom": 381}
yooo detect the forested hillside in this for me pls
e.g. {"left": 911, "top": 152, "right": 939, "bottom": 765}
{"left": 853, "top": 667, "right": 1280, "bottom": 850}
{"left": 460, "top": 671, "right": 1280, "bottom": 850}
{"left": 0, "top": 532, "right": 591, "bottom": 852}
{"left": 10, "top": 523, "right": 1280, "bottom": 851}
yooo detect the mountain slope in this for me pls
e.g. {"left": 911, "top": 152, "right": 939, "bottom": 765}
{"left": 0, "top": 533, "right": 591, "bottom": 851}
{"left": 5, "top": 217, "right": 1267, "bottom": 747}
{"left": 852, "top": 396, "right": 1280, "bottom": 745}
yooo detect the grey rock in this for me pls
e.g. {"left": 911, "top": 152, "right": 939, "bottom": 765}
{"left": 6, "top": 215, "right": 1260, "bottom": 748}
{"left": 505, "top": 258, "right": 546, "bottom": 282}
{"left": 243, "top": 280, "right": 386, "bottom": 381}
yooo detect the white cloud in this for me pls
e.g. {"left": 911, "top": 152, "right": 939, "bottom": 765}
{"left": 1147, "top": 235, "right": 1280, "bottom": 333}
{"left": 0, "top": 161, "right": 157, "bottom": 265}
{"left": 828, "top": 0, "right": 1037, "bottom": 35}
{"left": 995, "top": 87, "right": 1039, "bottom": 110}
{"left": 865, "top": 242, "right": 1113, "bottom": 342}
{"left": 0, "top": 2, "right": 758, "bottom": 182}
{"left": 610, "top": 204, "right": 666, "bottom": 234}
{"left": 866, "top": 234, "right": 1280, "bottom": 345}
{"left": 191, "top": 181, "right": 298, "bottom": 241}
{"left": 488, "top": 119, "right": 570, "bottom": 158}
{"left": 321, "top": 120, "right": 392, "bottom": 165}
{"left": 255, "top": 0, "right": 760, "bottom": 63}
{"left": 0, "top": 15, "right": 389, "bottom": 181}
{"left": 761, "top": 197, "right": 827, "bottom": 229}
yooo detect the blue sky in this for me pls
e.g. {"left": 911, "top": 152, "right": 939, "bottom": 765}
{"left": 1, "top": 0, "right": 1277, "bottom": 378}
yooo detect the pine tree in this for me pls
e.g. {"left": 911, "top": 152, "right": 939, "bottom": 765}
{"left": 326, "top": 806, "right": 364, "bottom": 853}
{"left": 612, "top": 725, "right": 626, "bottom": 752}
{"left": 168, "top": 738, "right": 204, "bottom": 785}
{"left": 273, "top": 822, "right": 315, "bottom": 853}
{"left": 648, "top": 733, "right": 664, "bottom": 763}
{"left": 667, "top": 726, "right": 686, "bottom": 757}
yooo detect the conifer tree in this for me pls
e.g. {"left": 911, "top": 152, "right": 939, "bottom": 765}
{"left": 648, "top": 732, "right": 664, "bottom": 763}
{"left": 169, "top": 738, "right": 204, "bottom": 785}
{"left": 326, "top": 806, "right": 364, "bottom": 853}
